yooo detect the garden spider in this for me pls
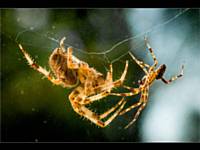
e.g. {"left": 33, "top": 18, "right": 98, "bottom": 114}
{"left": 111, "top": 37, "right": 184, "bottom": 129}
{"left": 18, "top": 37, "right": 129, "bottom": 128}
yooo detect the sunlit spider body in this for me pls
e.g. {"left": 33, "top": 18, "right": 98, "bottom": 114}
{"left": 18, "top": 37, "right": 129, "bottom": 128}
{"left": 111, "top": 38, "right": 184, "bottom": 129}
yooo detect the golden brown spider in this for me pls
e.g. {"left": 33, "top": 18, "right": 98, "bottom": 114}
{"left": 18, "top": 37, "right": 129, "bottom": 128}
{"left": 111, "top": 37, "right": 184, "bottom": 129}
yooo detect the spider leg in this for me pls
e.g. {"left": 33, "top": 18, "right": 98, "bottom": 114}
{"left": 81, "top": 64, "right": 113, "bottom": 103}
{"left": 94, "top": 60, "right": 128, "bottom": 91}
{"left": 79, "top": 90, "right": 111, "bottom": 105}
{"left": 97, "top": 63, "right": 113, "bottom": 94}
{"left": 84, "top": 71, "right": 102, "bottom": 95}
{"left": 110, "top": 86, "right": 141, "bottom": 97}
{"left": 82, "top": 84, "right": 140, "bottom": 105}
{"left": 99, "top": 97, "right": 125, "bottom": 119}
{"left": 79, "top": 61, "right": 129, "bottom": 105}
{"left": 60, "top": 37, "right": 67, "bottom": 52}
{"left": 106, "top": 63, "right": 113, "bottom": 83}
{"left": 80, "top": 83, "right": 132, "bottom": 105}
{"left": 59, "top": 37, "right": 87, "bottom": 70}
{"left": 67, "top": 47, "right": 80, "bottom": 69}
{"left": 113, "top": 60, "right": 129, "bottom": 87}
{"left": 161, "top": 65, "right": 184, "bottom": 84}
{"left": 18, "top": 44, "right": 61, "bottom": 85}
{"left": 119, "top": 97, "right": 143, "bottom": 116}
{"left": 144, "top": 37, "right": 158, "bottom": 69}
{"left": 70, "top": 95, "right": 127, "bottom": 128}
{"left": 69, "top": 84, "right": 105, "bottom": 105}
{"left": 117, "top": 86, "right": 145, "bottom": 115}
{"left": 128, "top": 52, "right": 149, "bottom": 75}
{"left": 124, "top": 86, "right": 149, "bottom": 129}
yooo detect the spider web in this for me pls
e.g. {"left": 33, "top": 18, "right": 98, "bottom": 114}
{"left": 14, "top": 8, "right": 190, "bottom": 73}
{"left": 3, "top": 8, "right": 200, "bottom": 141}
{"left": 14, "top": 8, "right": 190, "bottom": 109}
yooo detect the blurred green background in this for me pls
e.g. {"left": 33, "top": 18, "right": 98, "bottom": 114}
{"left": 1, "top": 9, "right": 200, "bottom": 142}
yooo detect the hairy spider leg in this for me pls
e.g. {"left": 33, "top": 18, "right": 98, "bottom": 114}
{"left": 102, "top": 60, "right": 129, "bottom": 90}
{"left": 64, "top": 45, "right": 129, "bottom": 106}
{"left": 63, "top": 44, "right": 129, "bottom": 105}
{"left": 124, "top": 86, "right": 149, "bottom": 129}
{"left": 69, "top": 87, "right": 127, "bottom": 128}
{"left": 78, "top": 100, "right": 127, "bottom": 128}
{"left": 109, "top": 39, "right": 158, "bottom": 124}
{"left": 161, "top": 65, "right": 184, "bottom": 84}
{"left": 109, "top": 50, "right": 152, "bottom": 97}
{"left": 113, "top": 60, "right": 129, "bottom": 86}
{"left": 144, "top": 37, "right": 158, "bottom": 70}
{"left": 128, "top": 37, "right": 159, "bottom": 79}
{"left": 18, "top": 44, "right": 62, "bottom": 85}
{"left": 128, "top": 51, "right": 149, "bottom": 75}
{"left": 106, "top": 63, "right": 113, "bottom": 83}
{"left": 67, "top": 46, "right": 81, "bottom": 69}
{"left": 128, "top": 37, "right": 159, "bottom": 75}
{"left": 99, "top": 97, "right": 125, "bottom": 119}
{"left": 60, "top": 37, "right": 67, "bottom": 52}
{"left": 110, "top": 86, "right": 141, "bottom": 97}
{"left": 79, "top": 61, "right": 129, "bottom": 105}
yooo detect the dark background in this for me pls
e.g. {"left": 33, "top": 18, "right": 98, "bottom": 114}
{"left": 1, "top": 9, "right": 200, "bottom": 142}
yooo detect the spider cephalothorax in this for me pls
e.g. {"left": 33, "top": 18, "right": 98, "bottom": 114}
{"left": 18, "top": 37, "right": 129, "bottom": 128}
{"left": 155, "top": 64, "right": 166, "bottom": 79}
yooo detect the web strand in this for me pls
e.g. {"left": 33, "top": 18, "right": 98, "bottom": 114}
{"left": 85, "top": 8, "right": 190, "bottom": 56}
{"left": 15, "top": 8, "right": 190, "bottom": 65}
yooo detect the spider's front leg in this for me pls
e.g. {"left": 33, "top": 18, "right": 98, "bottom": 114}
{"left": 113, "top": 60, "right": 129, "bottom": 87}
{"left": 60, "top": 37, "right": 67, "bottom": 52}
{"left": 18, "top": 44, "right": 62, "bottom": 85}
{"left": 67, "top": 46, "right": 84, "bottom": 69}
{"left": 106, "top": 63, "right": 113, "bottom": 83}
{"left": 144, "top": 37, "right": 158, "bottom": 70}
{"left": 161, "top": 65, "right": 184, "bottom": 84}
{"left": 59, "top": 37, "right": 86, "bottom": 70}
{"left": 128, "top": 51, "right": 149, "bottom": 75}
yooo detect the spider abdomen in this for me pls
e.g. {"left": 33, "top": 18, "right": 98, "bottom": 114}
{"left": 49, "top": 49, "right": 78, "bottom": 87}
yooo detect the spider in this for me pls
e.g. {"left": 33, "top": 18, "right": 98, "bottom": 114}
{"left": 18, "top": 37, "right": 129, "bottom": 128}
{"left": 110, "top": 37, "right": 184, "bottom": 129}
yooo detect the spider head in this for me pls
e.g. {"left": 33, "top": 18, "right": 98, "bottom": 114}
{"left": 156, "top": 64, "right": 166, "bottom": 79}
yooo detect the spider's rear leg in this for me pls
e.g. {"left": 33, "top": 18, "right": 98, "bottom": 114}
{"left": 99, "top": 97, "right": 125, "bottom": 119}
{"left": 110, "top": 86, "right": 141, "bottom": 97}
{"left": 69, "top": 86, "right": 127, "bottom": 127}
{"left": 18, "top": 44, "right": 61, "bottom": 85}
{"left": 80, "top": 90, "right": 113, "bottom": 105}
{"left": 161, "top": 65, "right": 184, "bottom": 84}
{"left": 70, "top": 97, "right": 127, "bottom": 128}
{"left": 124, "top": 87, "right": 149, "bottom": 129}
{"left": 118, "top": 86, "right": 146, "bottom": 116}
